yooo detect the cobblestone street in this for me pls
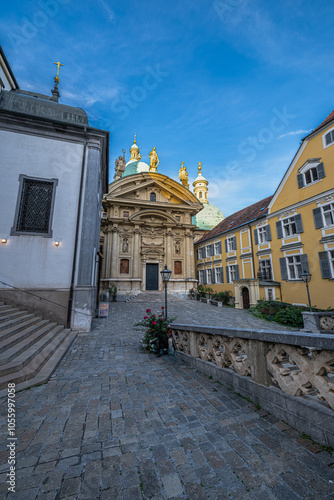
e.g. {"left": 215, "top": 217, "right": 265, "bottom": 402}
{"left": 1, "top": 296, "right": 334, "bottom": 499}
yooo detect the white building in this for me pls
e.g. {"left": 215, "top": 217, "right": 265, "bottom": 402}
{"left": 0, "top": 47, "right": 109, "bottom": 331}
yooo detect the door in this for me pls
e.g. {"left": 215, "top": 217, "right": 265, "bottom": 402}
{"left": 146, "top": 263, "right": 159, "bottom": 290}
{"left": 242, "top": 287, "right": 250, "bottom": 309}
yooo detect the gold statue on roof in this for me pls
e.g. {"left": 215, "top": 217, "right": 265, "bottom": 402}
{"left": 149, "top": 147, "right": 159, "bottom": 172}
{"left": 179, "top": 161, "right": 189, "bottom": 189}
{"left": 53, "top": 61, "right": 64, "bottom": 83}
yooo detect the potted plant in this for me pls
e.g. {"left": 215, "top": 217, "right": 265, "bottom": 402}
{"left": 108, "top": 282, "right": 117, "bottom": 301}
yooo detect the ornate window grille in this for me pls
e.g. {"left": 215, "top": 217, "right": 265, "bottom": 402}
{"left": 11, "top": 176, "right": 58, "bottom": 237}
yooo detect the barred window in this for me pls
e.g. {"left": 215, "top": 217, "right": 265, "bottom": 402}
{"left": 11, "top": 176, "right": 58, "bottom": 237}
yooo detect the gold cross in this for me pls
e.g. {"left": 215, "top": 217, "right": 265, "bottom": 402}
{"left": 53, "top": 61, "right": 64, "bottom": 79}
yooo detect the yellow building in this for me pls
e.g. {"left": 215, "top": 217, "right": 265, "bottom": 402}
{"left": 195, "top": 109, "right": 334, "bottom": 309}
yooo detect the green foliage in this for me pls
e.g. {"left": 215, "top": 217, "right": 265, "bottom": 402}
{"left": 212, "top": 290, "right": 233, "bottom": 305}
{"left": 249, "top": 300, "right": 333, "bottom": 328}
{"left": 134, "top": 307, "right": 176, "bottom": 356}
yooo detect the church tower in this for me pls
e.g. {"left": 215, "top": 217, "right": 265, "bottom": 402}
{"left": 193, "top": 162, "right": 208, "bottom": 203}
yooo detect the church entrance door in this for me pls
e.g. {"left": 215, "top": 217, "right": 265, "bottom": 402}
{"left": 242, "top": 287, "right": 250, "bottom": 309}
{"left": 146, "top": 264, "right": 159, "bottom": 290}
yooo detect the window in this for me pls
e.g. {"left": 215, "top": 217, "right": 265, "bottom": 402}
{"left": 279, "top": 254, "right": 309, "bottom": 281}
{"left": 150, "top": 192, "right": 156, "bottom": 202}
{"left": 313, "top": 203, "right": 334, "bottom": 229}
{"left": 258, "top": 259, "right": 272, "bottom": 280}
{"left": 225, "top": 236, "right": 237, "bottom": 252}
{"left": 174, "top": 261, "right": 182, "bottom": 275}
{"left": 198, "top": 270, "right": 204, "bottom": 284}
{"left": 207, "top": 269, "right": 212, "bottom": 284}
{"left": 120, "top": 259, "right": 129, "bottom": 274}
{"left": 123, "top": 211, "right": 129, "bottom": 218}
{"left": 214, "top": 242, "right": 222, "bottom": 255}
{"left": 206, "top": 245, "right": 213, "bottom": 257}
{"left": 276, "top": 214, "right": 303, "bottom": 239}
{"left": 215, "top": 267, "right": 224, "bottom": 283}
{"left": 254, "top": 225, "right": 272, "bottom": 245}
{"left": 283, "top": 217, "right": 296, "bottom": 237}
{"left": 323, "top": 204, "right": 334, "bottom": 226}
{"left": 11, "top": 176, "right": 58, "bottom": 237}
{"left": 226, "top": 264, "right": 239, "bottom": 283}
{"left": 297, "top": 162, "right": 325, "bottom": 188}
{"left": 323, "top": 129, "right": 334, "bottom": 148}
{"left": 319, "top": 250, "right": 334, "bottom": 279}
{"left": 199, "top": 192, "right": 202, "bottom": 198}
{"left": 175, "top": 216, "right": 180, "bottom": 222}
{"left": 287, "top": 256, "right": 302, "bottom": 279}
{"left": 267, "top": 289, "right": 274, "bottom": 301}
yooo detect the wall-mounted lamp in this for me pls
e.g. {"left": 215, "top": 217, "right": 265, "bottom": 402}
{"left": 1, "top": 239, "right": 7, "bottom": 244}
{"left": 54, "top": 241, "right": 60, "bottom": 247}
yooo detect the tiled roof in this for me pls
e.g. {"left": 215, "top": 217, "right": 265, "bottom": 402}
{"left": 196, "top": 195, "right": 273, "bottom": 244}
{"left": 308, "top": 109, "right": 334, "bottom": 136}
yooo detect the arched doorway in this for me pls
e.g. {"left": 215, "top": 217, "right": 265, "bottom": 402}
{"left": 242, "top": 287, "right": 250, "bottom": 309}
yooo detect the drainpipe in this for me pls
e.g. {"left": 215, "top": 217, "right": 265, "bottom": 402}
{"left": 67, "top": 127, "right": 88, "bottom": 328}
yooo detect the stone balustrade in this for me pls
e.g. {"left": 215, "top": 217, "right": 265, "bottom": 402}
{"left": 169, "top": 323, "right": 334, "bottom": 446}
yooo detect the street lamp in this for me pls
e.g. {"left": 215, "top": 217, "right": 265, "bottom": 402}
{"left": 160, "top": 265, "right": 171, "bottom": 320}
{"left": 300, "top": 272, "right": 312, "bottom": 312}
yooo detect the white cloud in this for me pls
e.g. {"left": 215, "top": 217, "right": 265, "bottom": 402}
{"left": 277, "top": 129, "right": 312, "bottom": 139}
{"left": 98, "top": 0, "right": 115, "bottom": 22}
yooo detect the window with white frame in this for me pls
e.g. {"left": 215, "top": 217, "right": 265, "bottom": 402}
{"left": 283, "top": 217, "right": 297, "bottom": 237}
{"left": 215, "top": 268, "right": 221, "bottom": 283}
{"left": 207, "top": 269, "right": 212, "bottom": 284}
{"left": 206, "top": 245, "right": 211, "bottom": 257}
{"left": 287, "top": 255, "right": 302, "bottom": 279}
{"left": 319, "top": 250, "right": 334, "bottom": 279}
{"left": 229, "top": 265, "right": 237, "bottom": 281}
{"left": 297, "top": 161, "right": 325, "bottom": 188}
{"left": 330, "top": 250, "right": 334, "bottom": 275}
{"left": 227, "top": 236, "right": 235, "bottom": 252}
{"left": 214, "top": 242, "right": 221, "bottom": 255}
{"left": 323, "top": 203, "right": 334, "bottom": 226}
{"left": 259, "top": 259, "right": 272, "bottom": 280}
{"left": 199, "top": 270, "right": 204, "bottom": 283}
{"left": 258, "top": 227, "right": 266, "bottom": 244}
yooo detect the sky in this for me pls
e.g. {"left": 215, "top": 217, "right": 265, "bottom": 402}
{"left": 1, "top": 0, "right": 334, "bottom": 216}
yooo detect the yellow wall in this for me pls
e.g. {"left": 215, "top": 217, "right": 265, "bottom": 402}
{"left": 195, "top": 119, "right": 334, "bottom": 309}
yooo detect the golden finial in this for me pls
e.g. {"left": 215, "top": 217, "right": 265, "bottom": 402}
{"left": 53, "top": 61, "right": 64, "bottom": 83}
{"left": 134, "top": 133, "right": 137, "bottom": 144}
{"left": 138, "top": 152, "right": 142, "bottom": 160}
{"left": 149, "top": 147, "right": 159, "bottom": 172}
{"left": 198, "top": 161, "right": 202, "bottom": 174}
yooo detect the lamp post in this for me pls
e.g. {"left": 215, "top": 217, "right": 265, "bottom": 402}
{"left": 300, "top": 272, "right": 312, "bottom": 312}
{"left": 160, "top": 265, "right": 171, "bottom": 320}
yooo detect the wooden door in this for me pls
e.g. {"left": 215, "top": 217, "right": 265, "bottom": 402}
{"left": 242, "top": 287, "right": 250, "bottom": 309}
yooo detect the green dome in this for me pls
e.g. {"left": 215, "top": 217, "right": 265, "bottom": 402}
{"left": 122, "top": 159, "right": 150, "bottom": 177}
{"left": 192, "top": 203, "right": 225, "bottom": 230}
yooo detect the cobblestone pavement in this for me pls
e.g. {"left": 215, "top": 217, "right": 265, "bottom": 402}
{"left": 1, "top": 297, "right": 334, "bottom": 499}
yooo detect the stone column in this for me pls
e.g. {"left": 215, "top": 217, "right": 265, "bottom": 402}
{"left": 166, "top": 228, "right": 173, "bottom": 270}
{"left": 111, "top": 225, "right": 119, "bottom": 278}
{"left": 133, "top": 226, "right": 141, "bottom": 278}
{"left": 185, "top": 230, "right": 193, "bottom": 278}
{"left": 103, "top": 228, "right": 113, "bottom": 278}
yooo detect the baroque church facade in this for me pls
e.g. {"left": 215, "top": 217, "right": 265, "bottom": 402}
{"left": 100, "top": 137, "right": 224, "bottom": 297}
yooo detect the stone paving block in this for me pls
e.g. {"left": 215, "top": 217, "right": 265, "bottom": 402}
{"left": 161, "top": 473, "right": 184, "bottom": 498}
{"left": 59, "top": 477, "right": 81, "bottom": 498}
{"left": 184, "top": 482, "right": 207, "bottom": 500}
{"left": 40, "top": 469, "right": 64, "bottom": 493}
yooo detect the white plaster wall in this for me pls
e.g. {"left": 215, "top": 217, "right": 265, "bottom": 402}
{"left": 0, "top": 130, "right": 83, "bottom": 288}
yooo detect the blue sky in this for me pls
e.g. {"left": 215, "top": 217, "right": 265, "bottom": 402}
{"left": 1, "top": 0, "right": 334, "bottom": 216}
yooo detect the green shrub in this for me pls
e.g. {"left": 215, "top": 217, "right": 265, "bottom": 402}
{"left": 212, "top": 290, "right": 233, "bottom": 305}
{"left": 248, "top": 300, "right": 333, "bottom": 328}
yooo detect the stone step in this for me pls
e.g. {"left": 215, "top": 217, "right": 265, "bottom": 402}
{"left": 0, "top": 330, "right": 77, "bottom": 397}
{"left": 0, "top": 316, "right": 43, "bottom": 343}
{"left": 0, "top": 305, "right": 16, "bottom": 316}
{"left": 0, "top": 324, "right": 64, "bottom": 377}
{"left": 0, "top": 320, "right": 52, "bottom": 361}
{"left": 0, "top": 310, "right": 28, "bottom": 325}
{"left": 0, "top": 328, "right": 73, "bottom": 390}
{"left": 0, "top": 313, "right": 36, "bottom": 331}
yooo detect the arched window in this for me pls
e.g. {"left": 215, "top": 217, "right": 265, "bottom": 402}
{"left": 150, "top": 192, "right": 156, "bottom": 202}
{"left": 199, "top": 192, "right": 202, "bottom": 198}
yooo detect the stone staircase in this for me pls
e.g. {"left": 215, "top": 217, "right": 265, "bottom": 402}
{"left": 0, "top": 302, "right": 77, "bottom": 397}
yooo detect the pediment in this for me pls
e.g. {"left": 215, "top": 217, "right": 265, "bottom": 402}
{"left": 107, "top": 172, "right": 201, "bottom": 208}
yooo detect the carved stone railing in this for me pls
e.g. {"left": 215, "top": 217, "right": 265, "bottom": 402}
{"left": 170, "top": 324, "right": 334, "bottom": 412}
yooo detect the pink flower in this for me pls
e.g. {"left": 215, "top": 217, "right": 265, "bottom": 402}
{"left": 144, "top": 316, "right": 148, "bottom": 319}
{"left": 152, "top": 322, "right": 157, "bottom": 325}
{"left": 146, "top": 309, "right": 151, "bottom": 313}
